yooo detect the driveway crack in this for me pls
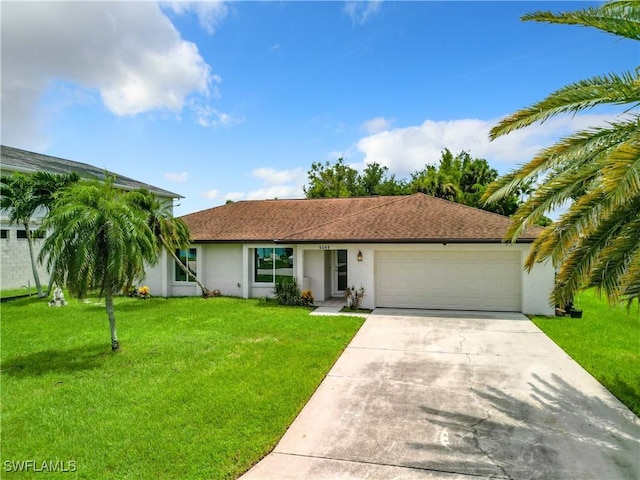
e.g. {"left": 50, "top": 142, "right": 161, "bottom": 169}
{"left": 459, "top": 329, "right": 513, "bottom": 480}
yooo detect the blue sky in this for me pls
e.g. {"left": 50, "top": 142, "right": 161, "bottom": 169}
{"left": 2, "top": 1, "right": 637, "bottom": 216}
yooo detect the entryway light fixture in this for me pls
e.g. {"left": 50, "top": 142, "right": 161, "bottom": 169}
{"left": 357, "top": 250, "right": 363, "bottom": 262}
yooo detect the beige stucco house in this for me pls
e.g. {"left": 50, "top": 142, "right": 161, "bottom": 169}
{"left": 144, "top": 193, "right": 555, "bottom": 315}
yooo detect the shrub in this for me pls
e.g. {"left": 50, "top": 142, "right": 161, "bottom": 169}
{"left": 274, "top": 279, "right": 302, "bottom": 306}
{"left": 301, "top": 290, "right": 314, "bottom": 307}
{"left": 344, "top": 285, "right": 365, "bottom": 311}
{"left": 138, "top": 286, "right": 151, "bottom": 299}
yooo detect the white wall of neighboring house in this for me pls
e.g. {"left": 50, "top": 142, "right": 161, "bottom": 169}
{"left": 1, "top": 163, "right": 180, "bottom": 295}
{"left": 0, "top": 220, "right": 50, "bottom": 290}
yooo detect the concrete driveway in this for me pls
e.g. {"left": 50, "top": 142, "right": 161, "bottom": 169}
{"left": 241, "top": 309, "right": 640, "bottom": 479}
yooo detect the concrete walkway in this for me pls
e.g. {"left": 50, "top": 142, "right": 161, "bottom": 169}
{"left": 310, "top": 297, "right": 369, "bottom": 318}
{"left": 241, "top": 309, "right": 640, "bottom": 479}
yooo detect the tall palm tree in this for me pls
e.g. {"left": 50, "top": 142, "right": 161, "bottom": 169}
{"left": 483, "top": 1, "right": 640, "bottom": 306}
{"left": 39, "top": 177, "right": 157, "bottom": 350}
{"left": 131, "top": 189, "right": 210, "bottom": 296}
{"left": 0, "top": 171, "right": 78, "bottom": 297}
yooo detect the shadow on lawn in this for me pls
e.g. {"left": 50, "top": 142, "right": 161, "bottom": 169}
{"left": 407, "top": 373, "right": 640, "bottom": 479}
{"left": 1, "top": 343, "right": 111, "bottom": 377}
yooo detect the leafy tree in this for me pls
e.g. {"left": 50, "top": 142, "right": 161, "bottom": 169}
{"left": 482, "top": 0, "right": 639, "bottom": 305}
{"left": 408, "top": 149, "right": 523, "bottom": 214}
{"left": 0, "top": 171, "right": 79, "bottom": 297}
{"left": 39, "top": 177, "right": 157, "bottom": 350}
{"left": 409, "top": 149, "right": 462, "bottom": 202}
{"left": 356, "top": 162, "right": 408, "bottom": 196}
{"left": 304, "top": 158, "right": 407, "bottom": 198}
{"left": 304, "top": 158, "right": 359, "bottom": 198}
{"left": 131, "top": 189, "right": 210, "bottom": 296}
{"left": 303, "top": 151, "right": 522, "bottom": 215}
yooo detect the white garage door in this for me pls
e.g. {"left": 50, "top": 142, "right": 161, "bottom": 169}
{"left": 375, "top": 250, "right": 521, "bottom": 311}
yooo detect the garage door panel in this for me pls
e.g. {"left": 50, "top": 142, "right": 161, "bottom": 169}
{"left": 375, "top": 250, "right": 521, "bottom": 312}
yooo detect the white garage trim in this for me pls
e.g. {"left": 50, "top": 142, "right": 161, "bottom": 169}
{"left": 375, "top": 250, "right": 522, "bottom": 311}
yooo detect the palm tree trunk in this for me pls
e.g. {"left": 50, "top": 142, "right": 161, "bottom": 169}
{"left": 161, "top": 236, "right": 209, "bottom": 296}
{"left": 105, "top": 290, "right": 120, "bottom": 351}
{"left": 24, "top": 222, "right": 44, "bottom": 297}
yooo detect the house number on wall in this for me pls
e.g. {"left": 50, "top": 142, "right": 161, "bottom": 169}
{"left": 319, "top": 245, "right": 331, "bottom": 250}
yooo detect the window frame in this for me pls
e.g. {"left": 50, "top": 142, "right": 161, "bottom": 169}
{"left": 174, "top": 247, "right": 197, "bottom": 283}
{"left": 253, "top": 246, "right": 295, "bottom": 284}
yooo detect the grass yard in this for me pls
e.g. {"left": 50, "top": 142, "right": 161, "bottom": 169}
{"left": 1, "top": 296, "right": 364, "bottom": 479}
{"left": 0, "top": 287, "right": 37, "bottom": 299}
{"left": 533, "top": 290, "right": 640, "bottom": 417}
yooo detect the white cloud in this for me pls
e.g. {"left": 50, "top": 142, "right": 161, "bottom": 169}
{"left": 1, "top": 2, "right": 221, "bottom": 148}
{"left": 165, "top": 172, "right": 189, "bottom": 183}
{"left": 252, "top": 167, "right": 305, "bottom": 187}
{"left": 343, "top": 1, "right": 382, "bottom": 25}
{"left": 355, "top": 113, "right": 621, "bottom": 176}
{"left": 245, "top": 185, "right": 303, "bottom": 201}
{"left": 163, "top": 1, "right": 229, "bottom": 35}
{"left": 201, "top": 189, "right": 219, "bottom": 199}
{"left": 190, "top": 99, "right": 243, "bottom": 128}
{"left": 203, "top": 167, "right": 306, "bottom": 204}
{"left": 224, "top": 192, "right": 245, "bottom": 202}
{"left": 361, "top": 116, "right": 393, "bottom": 135}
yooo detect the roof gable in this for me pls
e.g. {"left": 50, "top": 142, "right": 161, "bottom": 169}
{"left": 1, "top": 145, "right": 181, "bottom": 199}
{"left": 182, "top": 194, "right": 541, "bottom": 243}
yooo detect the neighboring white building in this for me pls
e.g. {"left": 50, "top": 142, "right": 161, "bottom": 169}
{"left": 0, "top": 145, "right": 181, "bottom": 291}
{"left": 144, "top": 194, "right": 555, "bottom": 316}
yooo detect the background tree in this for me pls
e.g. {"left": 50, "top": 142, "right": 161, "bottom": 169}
{"left": 39, "top": 177, "right": 157, "bottom": 350}
{"left": 482, "top": 0, "right": 639, "bottom": 305}
{"left": 303, "top": 151, "right": 525, "bottom": 215}
{"left": 355, "top": 162, "right": 408, "bottom": 196}
{"left": 132, "top": 189, "right": 210, "bottom": 296}
{"left": 408, "top": 149, "right": 523, "bottom": 214}
{"left": 304, "top": 158, "right": 359, "bottom": 198}
{"left": 0, "top": 171, "right": 79, "bottom": 297}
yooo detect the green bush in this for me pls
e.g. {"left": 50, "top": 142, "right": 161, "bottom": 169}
{"left": 274, "top": 279, "right": 302, "bottom": 306}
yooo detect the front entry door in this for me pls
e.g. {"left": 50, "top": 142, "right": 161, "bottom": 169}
{"left": 334, "top": 249, "right": 348, "bottom": 294}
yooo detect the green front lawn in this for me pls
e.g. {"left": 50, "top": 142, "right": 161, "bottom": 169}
{"left": 0, "top": 287, "right": 37, "bottom": 299}
{"left": 1, "top": 296, "right": 364, "bottom": 479}
{"left": 533, "top": 290, "right": 640, "bottom": 417}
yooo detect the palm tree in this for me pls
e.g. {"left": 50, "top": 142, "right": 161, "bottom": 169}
{"left": 39, "top": 177, "right": 157, "bottom": 350}
{"left": 483, "top": 1, "right": 640, "bottom": 306}
{"left": 0, "top": 171, "right": 78, "bottom": 297}
{"left": 131, "top": 189, "right": 210, "bottom": 296}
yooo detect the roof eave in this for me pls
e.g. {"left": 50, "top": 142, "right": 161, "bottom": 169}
{"left": 190, "top": 237, "right": 537, "bottom": 244}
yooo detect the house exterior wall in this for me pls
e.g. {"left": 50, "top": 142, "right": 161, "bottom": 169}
{"left": 202, "top": 244, "right": 243, "bottom": 297}
{"left": 154, "top": 241, "right": 555, "bottom": 316}
{"left": 522, "top": 259, "right": 555, "bottom": 315}
{"left": 0, "top": 221, "right": 50, "bottom": 290}
{"left": 302, "top": 249, "right": 326, "bottom": 300}
{"left": 291, "top": 243, "right": 554, "bottom": 315}
{"left": 142, "top": 250, "right": 171, "bottom": 297}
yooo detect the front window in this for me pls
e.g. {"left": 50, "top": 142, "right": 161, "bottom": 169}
{"left": 255, "top": 247, "right": 294, "bottom": 283}
{"left": 175, "top": 248, "right": 197, "bottom": 282}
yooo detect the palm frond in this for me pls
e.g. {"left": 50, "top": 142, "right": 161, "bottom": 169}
{"left": 484, "top": 117, "right": 639, "bottom": 205}
{"left": 522, "top": 1, "right": 640, "bottom": 41}
{"left": 490, "top": 72, "right": 640, "bottom": 138}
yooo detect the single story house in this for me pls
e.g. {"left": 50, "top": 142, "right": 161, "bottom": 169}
{"left": 0, "top": 145, "right": 181, "bottom": 290}
{"left": 144, "top": 193, "right": 555, "bottom": 315}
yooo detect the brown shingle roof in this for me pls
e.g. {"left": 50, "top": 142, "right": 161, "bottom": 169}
{"left": 181, "top": 193, "right": 541, "bottom": 243}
